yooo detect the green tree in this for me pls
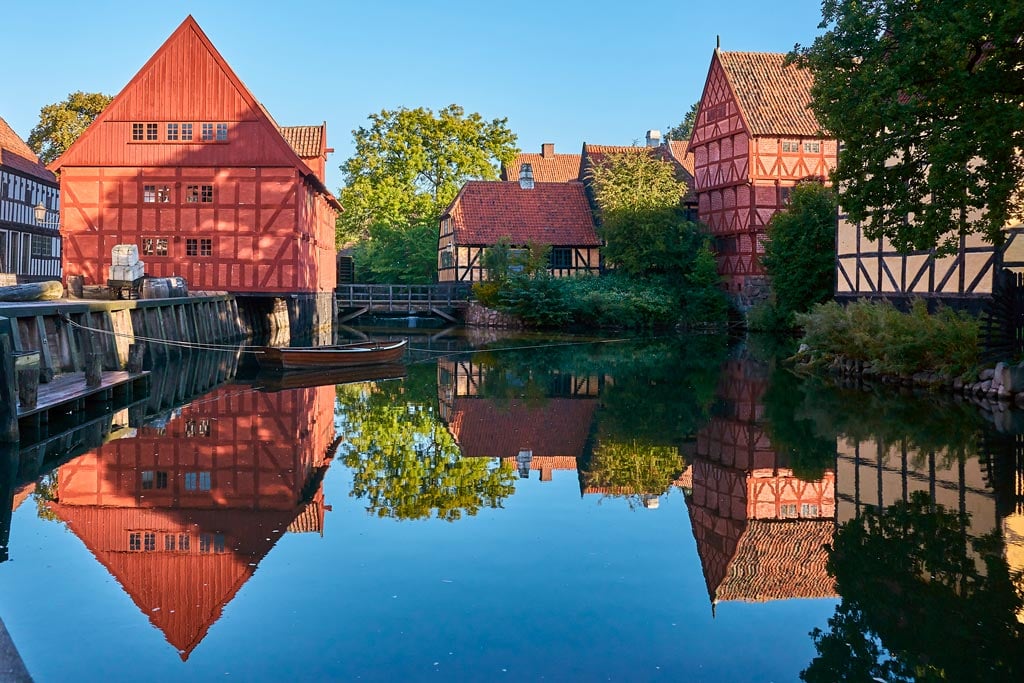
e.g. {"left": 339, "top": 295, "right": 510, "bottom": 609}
{"left": 351, "top": 219, "right": 439, "bottom": 284}
{"left": 760, "top": 182, "right": 837, "bottom": 325}
{"left": 336, "top": 366, "right": 517, "bottom": 521}
{"left": 27, "top": 91, "right": 113, "bottom": 165}
{"left": 665, "top": 101, "right": 699, "bottom": 141}
{"left": 588, "top": 150, "right": 700, "bottom": 276}
{"left": 337, "top": 104, "right": 519, "bottom": 245}
{"left": 790, "top": 1, "right": 1024, "bottom": 253}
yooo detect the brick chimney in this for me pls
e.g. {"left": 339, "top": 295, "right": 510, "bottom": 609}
{"left": 519, "top": 163, "right": 535, "bottom": 190}
{"left": 541, "top": 143, "right": 555, "bottom": 158}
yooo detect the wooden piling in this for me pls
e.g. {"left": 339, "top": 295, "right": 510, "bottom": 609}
{"left": 127, "top": 343, "right": 146, "bottom": 374}
{"left": 85, "top": 352, "right": 103, "bottom": 388}
{"left": 0, "top": 334, "right": 18, "bottom": 443}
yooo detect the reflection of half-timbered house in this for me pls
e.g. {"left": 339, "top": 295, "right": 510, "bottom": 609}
{"left": 437, "top": 358, "right": 599, "bottom": 479}
{"left": 501, "top": 143, "right": 581, "bottom": 183}
{"left": 47, "top": 384, "right": 335, "bottom": 659}
{"left": 689, "top": 50, "right": 837, "bottom": 303}
{"left": 51, "top": 16, "right": 339, "bottom": 331}
{"left": 0, "top": 115, "right": 61, "bottom": 281}
{"left": 686, "top": 356, "right": 837, "bottom": 607}
{"left": 438, "top": 173, "right": 601, "bottom": 282}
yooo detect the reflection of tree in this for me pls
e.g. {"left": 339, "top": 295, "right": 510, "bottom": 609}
{"left": 578, "top": 440, "right": 684, "bottom": 509}
{"left": 802, "top": 492, "right": 1024, "bottom": 682}
{"left": 337, "top": 367, "right": 516, "bottom": 521}
{"left": 34, "top": 472, "right": 60, "bottom": 523}
{"left": 762, "top": 368, "right": 837, "bottom": 481}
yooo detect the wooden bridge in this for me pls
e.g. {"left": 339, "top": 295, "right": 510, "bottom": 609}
{"left": 336, "top": 284, "right": 474, "bottom": 323}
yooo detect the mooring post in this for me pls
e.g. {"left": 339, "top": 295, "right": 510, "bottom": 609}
{"left": 127, "top": 342, "right": 146, "bottom": 374}
{"left": 0, "top": 329, "right": 19, "bottom": 443}
{"left": 15, "top": 363, "right": 38, "bottom": 411}
{"left": 85, "top": 352, "right": 103, "bottom": 388}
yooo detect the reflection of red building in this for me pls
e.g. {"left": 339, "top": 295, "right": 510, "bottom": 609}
{"left": 687, "top": 358, "right": 836, "bottom": 607}
{"left": 47, "top": 384, "right": 335, "bottom": 659}
{"left": 438, "top": 359, "right": 598, "bottom": 480}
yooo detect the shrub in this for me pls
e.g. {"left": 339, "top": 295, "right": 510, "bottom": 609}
{"left": 747, "top": 299, "right": 796, "bottom": 332}
{"left": 797, "top": 299, "right": 979, "bottom": 377}
{"left": 471, "top": 281, "right": 502, "bottom": 308}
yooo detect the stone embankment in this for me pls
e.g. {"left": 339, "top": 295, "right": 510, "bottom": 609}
{"left": 464, "top": 302, "right": 523, "bottom": 329}
{"left": 795, "top": 346, "right": 1024, "bottom": 430}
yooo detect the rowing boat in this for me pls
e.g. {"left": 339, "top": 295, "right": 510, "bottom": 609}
{"left": 253, "top": 339, "right": 408, "bottom": 370}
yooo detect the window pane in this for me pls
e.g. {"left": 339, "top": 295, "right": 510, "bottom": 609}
{"left": 186, "top": 185, "right": 200, "bottom": 203}
{"left": 167, "top": 123, "right": 178, "bottom": 141}
{"left": 157, "top": 186, "right": 171, "bottom": 203}
{"left": 146, "top": 123, "right": 158, "bottom": 141}
{"left": 156, "top": 239, "right": 168, "bottom": 257}
{"left": 201, "top": 123, "right": 214, "bottom": 141}
{"left": 144, "top": 533, "right": 156, "bottom": 551}
{"left": 164, "top": 534, "right": 175, "bottom": 551}
{"left": 200, "top": 239, "right": 212, "bottom": 257}
{"left": 141, "top": 470, "right": 154, "bottom": 490}
{"left": 132, "top": 123, "right": 144, "bottom": 141}
{"left": 185, "top": 472, "right": 197, "bottom": 490}
{"left": 156, "top": 471, "right": 168, "bottom": 488}
{"left": 201, "top": 185, "right": 213, "bottom": 203}
{"left": 142, "top": 238, "right": 154, "bottom": 255}
{"left": 216, "top": 123, "right": 228, "bottom": 141}
{"left": 143, "top": 185, "right": 156, "bottom": 203}
{"left": 186, "top": 239, "right": 197, "bottom": 257}
{"left": 129, "top": 533, "right": 141, "bottom": 551}
{"left": 179, "top": 534, "right": 190, "bottom": 551}
{"left": 181, "top": 123, "right": 193, "bottom": 141}
{"left": 199, "top": 471, "right": 211, "bottom": 491}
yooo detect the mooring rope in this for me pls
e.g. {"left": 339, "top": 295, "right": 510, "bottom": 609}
{"left": 406, "top": 336, "right": 643, "bottom": 364}
{"left": 58, "top": 314, "right": 265, "bottom": 354}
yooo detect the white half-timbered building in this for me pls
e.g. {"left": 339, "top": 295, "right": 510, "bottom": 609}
{"left": 0, "top": 115, "right": 61, "bottom": 282}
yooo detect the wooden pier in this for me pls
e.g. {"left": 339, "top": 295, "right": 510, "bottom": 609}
{"left": 336, "top": 284, "right": 472, "bottom": 323}
{"left": 0, "top": 294, "right": 246, "bottom": 443}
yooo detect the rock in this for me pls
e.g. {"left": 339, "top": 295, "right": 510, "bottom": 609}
{"left": 999, "top": 363, "right": 1024, "bottom": 394}
{"left": 992, "top": 363, "right": 1007, "bottom": 391}
{"left": 798, "top": 343, "right": 810, "bottom": 354}
{"left": 980, "top": 368, "right": 995, "bottom": 381}
{"left": 953, "top": 377, "right": 964, "bottom": 390}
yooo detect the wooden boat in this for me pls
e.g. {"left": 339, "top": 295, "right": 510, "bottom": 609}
{"left": 251, "top": 362, "right": 407, "bottom": 392}
{"left": 253, "top": 339, "right": 408, "bottom": 371}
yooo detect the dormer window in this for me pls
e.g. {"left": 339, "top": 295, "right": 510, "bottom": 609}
{"left": 519, "top": 163, "right": 534, "bottom": 190}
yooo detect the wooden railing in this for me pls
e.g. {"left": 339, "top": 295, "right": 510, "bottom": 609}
{"left": 335, "top": 284, "right": 474, "bottom": 312}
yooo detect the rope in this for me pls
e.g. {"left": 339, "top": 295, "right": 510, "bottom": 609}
{"left": 59, "top": 314, "right": 264, "bottom": 354}
{"left": 407, "top": 336, "right": 643, "bottom": 364}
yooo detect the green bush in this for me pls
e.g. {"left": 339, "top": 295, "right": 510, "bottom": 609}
{"left": 797, "top": 299, "right": 979, "bottom": 377}
{"left": 747, "top": 299, "right": 796, "bottom": 332}
{"left": 472, "top": 281, "right": 502, "bottom": 308}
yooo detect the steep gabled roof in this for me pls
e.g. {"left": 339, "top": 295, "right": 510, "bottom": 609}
{"left": 665, "top": 140, "right": 696, "bottom": 178}
{"left": 48, "top": 16, "right": 339, "bottom": 209}
{"left": 502, "top": 145, "right": 581, "bottom": 183}
{"left": 442, "top": 181, "right": 600, "bottom": 246}
{"left": 716, "top": 50, "right": 822, "bottom": 137}
{"left": 0, "top": 115, "right": 56, "bottom": 184}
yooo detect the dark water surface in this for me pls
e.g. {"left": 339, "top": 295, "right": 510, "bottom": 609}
{"left": 1, "top": 330, "right": 1023, "bottom": 682}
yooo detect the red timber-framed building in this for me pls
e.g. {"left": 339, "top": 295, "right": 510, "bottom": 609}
{"left": 51, "top": 16, "right": 340, "bottom": 336}
{"left": 689, "top": 50, "right": 837, "bottom": 306}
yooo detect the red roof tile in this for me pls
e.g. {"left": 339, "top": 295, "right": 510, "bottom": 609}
{"left": 666, "top": 140, "right": 696, "bottom": 177}
{"left": 278, "top": 124, "right": 324, "bottom": 158}
{"left": 447, "top": 397, "right": 598, "bottom": 458}
{"left": 443, "top": 181, "right": 600, "bottom": 246}
{"left": 0, "top": 115, "right": 56, "bottom": 184}
{"left": 717, "top": 51, "right": 822, "bottom": 137}
{"left": 502, "top": 144, "right": 581, "bottom": 183}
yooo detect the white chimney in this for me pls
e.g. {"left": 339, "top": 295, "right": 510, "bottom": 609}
{"left": 646, "top": 129, "right": 662, "bottom": 147}
{"left": 519, "top": 163, "right": 535, "bottom": 190}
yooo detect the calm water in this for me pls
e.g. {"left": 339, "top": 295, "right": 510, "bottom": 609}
{"left": 1, "top": 330, "right": 1023, "bottom": 682}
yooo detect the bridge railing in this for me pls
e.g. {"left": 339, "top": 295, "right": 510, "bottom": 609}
{"left": 336, "top": 283, "right": 474, "bottom": 309}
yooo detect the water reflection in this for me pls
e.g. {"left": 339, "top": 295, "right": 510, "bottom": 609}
{"left": 5, "top": 332, "right": 1024, "bottom": 679}
{"left": 687, "top": 351, "right": 837, "bottom": 609}
{"left": 38, "top": 363, "right": 335, "bottom": 659}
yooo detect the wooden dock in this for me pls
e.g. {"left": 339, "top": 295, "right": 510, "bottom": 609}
{"left": 16, "top": 370, "right": 149, "bottom": 420}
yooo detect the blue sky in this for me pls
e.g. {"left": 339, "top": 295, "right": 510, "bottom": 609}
{"left": 1, "top": 0, "right": 826, "bottom": 191}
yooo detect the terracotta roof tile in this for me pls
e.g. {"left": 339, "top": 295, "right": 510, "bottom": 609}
{"left": 718, "top": 51, "right": 822, "bottom": 137}
{"left": 503, "top": 145, "right": 582, "bottom": 183}
{"left": 0, "top": 115, "right": 56, "bottom": 184}
{"left": 444, "top": 181, "right": 600, "bottom": 246}
{"left": 666, "top": 140, "right": 696, "bottom": 177}
{"left": 447, "top": 397, "right": 598, "bottom": 459}
{"left": 278, "top": 124, "right": 324, "bottom": 158}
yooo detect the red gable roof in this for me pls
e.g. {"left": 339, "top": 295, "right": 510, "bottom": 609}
{"left": 502, "top": 144, "right": 582, "bottom": 183}
{"left": 665, "top": 140, "right": 696, "bottom": 178}
{"left": 0, "top": 115, "right": 56, "bottom": 184}
{"left": 446, "top": 397, "right": 598, "bottom": 459}
{"left": 48, "top": 16, "right": 339, "bottom": 209}
{"left": 443, "top": 181, "right": 600, "bottom": 246}
{"left": 716, "top": 51, "right": 822, "bottom": 137}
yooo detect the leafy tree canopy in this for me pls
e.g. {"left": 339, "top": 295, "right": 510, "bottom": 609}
{"left": 665, "top": 101, "right": 699, "bottom": 141}
{"left": 337, "top": 104, "right": 518, "bottom": 245}
{"left": 761, "top": 182, "right": 838, "bottom": 321}
{"left": 351, "top": 219, "right": 439, "bottom": 284}
{"left": 589, "top": 150, "right": 699, "bottom": 276}
{"left": 790, "top": 0, "right": 1024, "bottom": 253}
{"left": 28, "top": 91, "right": 113, "bottom": 165}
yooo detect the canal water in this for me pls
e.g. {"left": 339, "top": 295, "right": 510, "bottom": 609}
{"left": 1, "top": 330, "right": 1022, "bottom": 682}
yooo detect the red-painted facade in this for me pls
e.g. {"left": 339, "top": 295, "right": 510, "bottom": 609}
{"left": 47, "top": 384, "right": 335, "bottom": 658}
{"left": 51, "top": 16, "right": 339, "bottom": 294}
{"left": 690, "top": 50, "right": 837, "bottom": 299}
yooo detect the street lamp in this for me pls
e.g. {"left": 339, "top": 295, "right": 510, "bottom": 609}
{"left": 33, "top": 202, "right": 59, "bottom": 228}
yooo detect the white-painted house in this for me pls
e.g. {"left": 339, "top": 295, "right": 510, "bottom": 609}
{"left": 0, "top": 115, "right": 60, "bottom": 282}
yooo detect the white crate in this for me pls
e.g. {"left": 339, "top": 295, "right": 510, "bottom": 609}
{"left": 110, "top": 261, "right": 145, "bottom": 282}
{"left": 111, "top": 244, "right": 140, "bottom": 266}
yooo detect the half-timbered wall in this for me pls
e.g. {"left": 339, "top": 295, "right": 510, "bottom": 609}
{"left": 691, "top": 54, "right": 837, "bottom": 295}
{"left": 836, "top": 211, "right": 1024, "bottom": 304}
{"left": 438, "top": 241, "right": 599, "bottom": 283}
{"left": 61, "top": 166, "right": 334, "bottom": 291}
{"left": 0, "top": 167, "right": 61, "bottom": 279}
{"left": 53, "top": 18, "right": 337, "bottom": 295}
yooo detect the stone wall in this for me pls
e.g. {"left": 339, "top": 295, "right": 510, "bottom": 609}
{"left": 464, "top": 302, "right": 523, "bottom": 329}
